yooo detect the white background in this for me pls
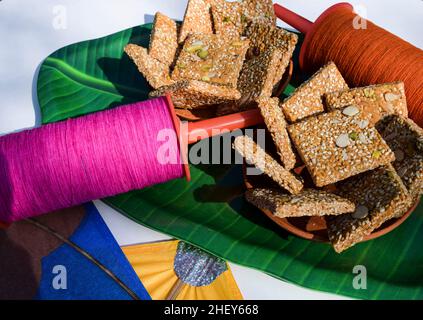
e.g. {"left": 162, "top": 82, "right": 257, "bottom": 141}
{"left": 0, "top": 0, "right": 421, "bottom": 299}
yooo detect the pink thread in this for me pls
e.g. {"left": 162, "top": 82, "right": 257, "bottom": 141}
{"left": 0, "top": 97, "right": 184, "bottom": 223}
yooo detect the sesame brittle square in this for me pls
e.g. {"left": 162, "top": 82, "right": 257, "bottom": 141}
{"left": 288, "top": 106, "right": 395, "bottom": 187}
{"left": 246, "top": 188, "right": 355, "bottom": 219}
{"left": 245, "top": 22, "right": 297, "bottom": 85}
{"left": 172, "top": 34, "right": 249, "bottom": 88}
{"left": 237, "top": 47, "right": 285, "bottom": 100}
{"left": 179, "top": 0, "right": 213, "bottom": 44}
{"left": 149, "top": 12, "right": 179, "bottom": 66}
{"left": 325, "top": 82, "right": 408, "bottom": 126}
{"left": 380, "top": 115, "right": 423, "bottom": 198}
{"left": 124, "top": 44, "right": 174, "bottom": 89}
{"left": 211, "top": 0, "right": 246, "bottom": 39}
{"left": 257, "top": 97, "right": 297, "bottom": 170}
{"left": 211, "top": 0, "right": 277, "bottom": 38}
{"left": 149, "top": 80, "right": 241, "bottom": 109}
{"left": 233, "top": 135, "right": 304, "bottom": 194}
{"left": 245, "top": 22, "right": 297, "bottom": 59}
{"left": 281, "top": 62, "right": 348, "bottom": 123}
{"left": 243, "top": 0, "right": 276, "bottom": 26}
{"left": 217, "top": 48, "right": 286, "bottom": 115}
{"left": 328, "top": 164, "right": 411, "bottom": 253}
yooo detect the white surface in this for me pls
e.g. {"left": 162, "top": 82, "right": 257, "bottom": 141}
{"left": 0, "top": 0, "right": 421, "bottom": 300}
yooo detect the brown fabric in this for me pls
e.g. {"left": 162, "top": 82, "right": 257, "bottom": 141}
{"left": 0, "top": 206, "right": 85, "bottom": 300}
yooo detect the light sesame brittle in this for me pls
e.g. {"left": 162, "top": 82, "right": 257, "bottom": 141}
{"left": 149, "top": 12, "right": 179, "bottom": 66}
{"left": 281, "top": 62, "right": 348, "bottom": 123}
{"left": 233, "top": 135, "right": 304, "bottom": 194}
{"left": 380, "top": 115, "right": 423, "bottom": 198}
{"left": 288, "top": 106, "right": 395, "bottom": 187}
{"left": 325, "top": 82, "right": 408, "bottom": 126}
{"left": 211, "top": 0, "right": 277, "bottom": 38}
{"left": 172, "top": 34, "right": 249, "bottom": 88}
{"left": 257, "top": 97, "right": 297, "bottom": 170}
{"left": 246, "top": 188, "right": 355, "bottom": 219}
{"left": 211, "top": 0, "right": 246, "bottom": 39}
{"left": 124, "top": 44, "right": 174, "bottom": 89}
{"left": 243, "top": 0, "right": 276, "bottom": 26}
{"left": 179, "top": 0, "right": 214, "bottom": 44}
{"left": 328, "top": 164, "right": 411, "bottom": 253}
{"left": 149, "top": 80, "right": 241, "bottom": 109}
{"left": 237, "top": 47, "right": 284, "bottom": 99}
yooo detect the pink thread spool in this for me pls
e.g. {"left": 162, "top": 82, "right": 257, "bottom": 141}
{"left": 0, "top": 96, "right": 263, "bottom": 224}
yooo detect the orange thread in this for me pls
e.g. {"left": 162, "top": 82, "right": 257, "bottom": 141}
{"left": 301, "top": 7, "right": 423, "bottom": 127}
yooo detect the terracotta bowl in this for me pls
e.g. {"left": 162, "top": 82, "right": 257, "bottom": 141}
{"left": 243, "top": 162, "right": 419, "bottom": 243}
{"left": 175, "top": 60, "right": 294, "bottom": 121}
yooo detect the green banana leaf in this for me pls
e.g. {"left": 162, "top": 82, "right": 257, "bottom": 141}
{"left": 37, "top": 23, "right": 423, "bottom": 300}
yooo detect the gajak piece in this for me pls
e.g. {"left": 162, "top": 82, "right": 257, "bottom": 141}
{"left": 237, "top": 49, "right": 283, "bottom": 100}
{"left": 124, "top": 44, "right": 174, "bottom": 89}
{"left": 246, "top": 188, "right": 355, "bottom": 219}
{"left": 172, "top": 34, "right": 249, "bottom": 88}
{"left": 211, "top": 0, "right": 277, "bottom": 38}
{"left": 281, "top": 62, "right": 348, "bottom": 123}
{"left": 179, "top": 0, "right": 213, "bottom": 44}
{"left": 233, "top": 135, "right": 304, "bottom": 194}
{"left": 245, "top": 21, "right": 297, "bottom": 58}
{"left": 380, "top": 115, "right": 423, "bottom": 198}
{"left": 325, "top": 82, "right": 408, "bottom": 126}
{"left": 243, "top": 0, "right": 276, "bottom": 26}
{"left": 211, "top": 0, "right": 245, "bottom": 39}
{"left": 327, "top": 164, "right": 411, "bottom": 253}
{"left": 149, "top": 80, "right": 241, "bottom": 109}
{"left": 257, "top": 97, "right": 297, "bottom": 170}
{"left": 245, "top": 22, "right": 297, "bottom": 85}
{"left": 149, "top": 12, "right": 179, "bottom": 66}
{"left": 217, "top": 48, "right": 286, "bottom": 115}
{"left": 288, "top": 106, "right": 395, "bottom": 187}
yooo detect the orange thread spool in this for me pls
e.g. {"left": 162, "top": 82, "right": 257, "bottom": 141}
{"left": 275, "top": 3, "right": 423, "bottom": 127}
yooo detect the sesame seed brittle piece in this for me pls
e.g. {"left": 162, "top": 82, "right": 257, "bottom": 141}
{"left": 149, "top": 80, "right": 241, "bottom": 109}
{"left": 281, "top": 62, "right": 348, "bottom": 123}
{"left": 149, "top": 12, "right": 179, "bottom": 66}
{"left": 246, "top": 188, "right": 355, "bottom": 219}
{"left": 325, "top": 82, "right": 408, "bottom": 126}
{"left": 217, "top": 48, "right": 287, "bottom": 115}
{"left": 328, "top": 164, "right": 412, "bottom": 253}
{"left": 243, "top": 0, "right": 276, "bottom": 27}
{"left": 245, "top": 22, "right": 297, "bottom": 85}
{"left": 179, "top": 0, "right": 214, "bottom": 44}
{"left": 288, "top": 106, "right": 395, "bottom": 187}
{"left": 124, "top": 44, "right": 174, "bottom": 90}
{"left": 233, "top": 135, "right": 304, "bottom": 194}
{"left": 211, "top": 0, "right": 276, "bottom": 38}
{"left": 380, "top": 115, "right": 423, "bottom": 198}
{"left": 245, "top": 21, "right": 297, "bottom": 58}
{"left": 211, "top": 0, "right": 245, "bottom": 39}
{"left": 172, "top": 34, "right": 249, "bottom": 88}
{"left": 257, "top": 97, "right": 297, "bottom": 170}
